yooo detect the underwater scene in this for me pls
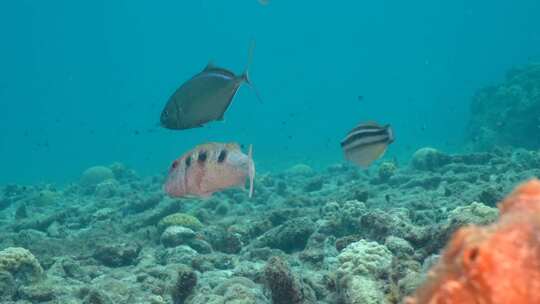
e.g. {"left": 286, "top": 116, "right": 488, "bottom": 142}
{"left": 1, "top": 0, "right": 540, "bottom": 303}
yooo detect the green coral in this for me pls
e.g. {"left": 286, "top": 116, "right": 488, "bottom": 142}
{"left": 0, "top": 247, "right": 44, "bottom": 283}
{"left": 158, "top": 213, "right": 203, "bottom": 231}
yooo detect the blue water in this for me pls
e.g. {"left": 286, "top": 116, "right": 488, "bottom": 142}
{"left": 1, "top": 0, "right": 540, "bottom": 184}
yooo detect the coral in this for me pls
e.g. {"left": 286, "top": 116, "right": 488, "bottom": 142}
{"left": 397, "top": 271, "right": 423, "bottom": 298}
{"left": 304, "top": 177, "right": 324, "bottom": 192}
{"left": 476, "top": 184, "right": 502, "bottom": 207}
{"left": 411, "top": 147, "right": 451, "bottom": 171}
{"left": 384, "top": 236, "right": 414, "bottom": 258}
{"left": 81, "top": 288, "right": 114, "bottom": 304}
{"left": 80, "top": 166, "right": 115, "bottom": 187}
{"left": 109, "top": 162, "right": 137, "bottom": 181}
{"left": 160, "top": 226, "right": 196, "bottom": 248}
{"left": 285, "top": 164, "right": 315, "bottom": 176}
{"left": 378, "top": 161, "right": 397, "bottom": 182}
{"left": 336, "top": 240, "right": 392, "bottom": 304}
{"left": 159, "top": 213, "right": 203, "bottom": 231}
{"left": 253, "top": 217, "right": 315, "bottom": 253}
{"left": 31, "top": 189, "right": 60, "bottom": 206}
{"left": 263, "top": 256, "right": 314, "bottom": 304}
{"left": 93, "top": 242, "right": 141, "bottom": 267}
{"left": 213, "top": 277, "right": 269, "bottom": 304}
{"left": 466, "top": 62, "right": 540, "bottom": 150}
{"left": 447, "top": 201, "right": 499, "bottom": 227}
{"left": 0, "top": 247, "right": 44, "bottom": 283}
{"left": 171, "top": 265, "right": 197, "bottom": 304}
{"left": 17, "top": 281, "right": 56, "bottom": 302}
{"left": 406, "top": 179, "right": 540, "bottom": 303}
{"left": 337, "top": 239, "right": 392, "bottom": 278}
{"left": 340, "top": 275, "right": 385, "bottom": 304}
{"left": 94, "top": 179, "right": 119, "bottom": 198}
{"left": 158, "top": 245, "right": 198, "bottom": 265}
{"left": 358, "top": 209, "right": 428, "bottom": 246}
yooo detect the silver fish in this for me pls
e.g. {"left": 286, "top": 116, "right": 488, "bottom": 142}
{"left": 160, "top": 43, "right": 260, "bottom": 130}
{"left": 341, "top": 121, "right": 394, "bottom": 168}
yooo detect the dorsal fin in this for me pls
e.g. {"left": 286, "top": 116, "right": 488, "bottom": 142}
{"left": 361, "top": 121, "right": 382, "bottom": 128}
{"left": 204, "top": 61, "right": 217, "bottom": 71}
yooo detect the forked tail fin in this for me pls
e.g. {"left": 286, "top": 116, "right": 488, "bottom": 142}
{"left": 242, "top": 40, "right": 263, "bottom": 103}
{"left": 248, "top": 144, "right": 255, "bottom": 198}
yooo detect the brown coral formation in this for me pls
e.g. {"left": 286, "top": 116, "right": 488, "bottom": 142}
{"left": 406, "top": 179, "right": 540, "bottom": 304}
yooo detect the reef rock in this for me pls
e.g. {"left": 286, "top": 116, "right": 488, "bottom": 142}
{"left": 411, "top": 147, "right": 451, "bottom": 171}
{"left": 80, "top": 166, "right": 115, "bottom": 187}
{"left": 466, "top": 62, "right": 540, "bottom": 150}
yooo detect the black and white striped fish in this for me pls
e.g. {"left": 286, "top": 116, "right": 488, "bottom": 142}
{"left": 340, "top": 121, "right": 394, "bottom": 168}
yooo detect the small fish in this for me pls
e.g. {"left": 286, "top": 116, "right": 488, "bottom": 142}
{"left": 160, "top": 42, "right": 261, "bottom": 130}
{"left": 164, "top": 142, "right": 255, "bottom": 198}
{"left": 340, "top": 121, "right": 394, "bottom": 168}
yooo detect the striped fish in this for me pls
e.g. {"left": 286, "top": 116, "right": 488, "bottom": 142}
{"left": 340, "top": 121, "right": 394, "bottom": 168}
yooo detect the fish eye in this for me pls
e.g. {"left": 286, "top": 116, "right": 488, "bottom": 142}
{"left": 217, "top": 149, "right": 227, "bottom": 163}
{"left": 185, "top": 156, "right": 192, "bottom": 167}
{"left": 171, "top": 160, "right": 178, "bottom": 169}
{"left": 198, "top": 150, "right": 207, "bottom": 163}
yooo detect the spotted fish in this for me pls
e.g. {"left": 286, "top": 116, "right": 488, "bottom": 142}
{"left": 341, "top": 121, "right": 394, "bottom": 168}
{"left": 160, "top": 43, "right": 261, "bottom": 130}
{"left": 164, "top": 142, "right": 255, "bottom": 198}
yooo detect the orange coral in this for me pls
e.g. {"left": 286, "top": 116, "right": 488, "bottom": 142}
{"left": 406, "top": 179, "right": 540, "bottom": 304}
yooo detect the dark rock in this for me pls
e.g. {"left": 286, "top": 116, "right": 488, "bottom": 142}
{"left": 0, "top": 197, "right": 12, "bottom": 211}
{"left": 221, "top": 232, "right": 243, "bottom": 254}
{"left": 254, "top": 217, "right": 315, "bottom": 253}
{"left": 17, "top": 282, "right": 56, "bottom": 302}
{"left": 264, "top": 256, "right": 314, "bottom": 304}
{"left": 171, "top": 266, "right": 197, "bottom": 304}
{"left": 130, "top": 193, "right": 163, "bottom": 213}
{"left": 268, "top": 208, "right": 300, "bottom": 226}
{"left": 335, "top": 235, "right": 362, "bottom": 252}
{"left": 304, "top": 177, "right": 324, "bottom": 192}
{"left": 0, "top": 271, "right": 15, "bottom": 301}
{"left": 187, "top": 239, "right": 213, "bottom": 254}
{"left": 466, "top": 63, "right": 540, "bottom": 150}
{"left": 93, "top": 242, "right": 141, "bottom": 267}
{"left": 477, "top": 186, "right": 502, "bottom": 207}
{"left": 15, "top": 204, "right": 28, "bottom": 219}
{"left": 80, "top": 287, "right": 113, "bottom": 304}
{"left": 160, "top": 226, "right": 196, "bottom": 248}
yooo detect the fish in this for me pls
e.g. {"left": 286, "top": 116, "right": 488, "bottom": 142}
{"left": 160, "top": 42, "right": 261, "bottom": 130}
{"left": 164, "top": 142, "right": 255, "bottom": 198}
{"left": 340, "top": 121, "right": 394, "bottom": 168}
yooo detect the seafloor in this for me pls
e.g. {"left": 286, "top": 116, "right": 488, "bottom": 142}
{"left": 1, "top": 146, "right": 539, "bottom": 304}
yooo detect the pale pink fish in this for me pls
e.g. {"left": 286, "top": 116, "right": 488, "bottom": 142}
{"left": 164, "top": 142, "right": 255, "bottom": 198}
